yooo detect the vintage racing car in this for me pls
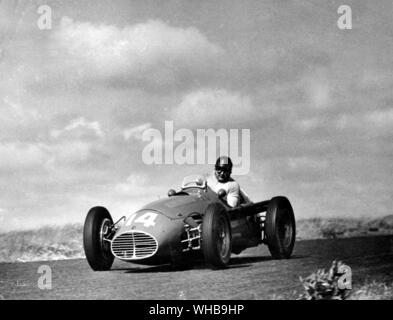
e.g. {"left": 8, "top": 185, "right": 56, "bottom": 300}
{"left": 83, "top": 175, "right": 296, "bottom": 270}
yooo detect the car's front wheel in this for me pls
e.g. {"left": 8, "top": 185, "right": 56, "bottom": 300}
{"left": 202, "top": 204, "right": 232, "bottom": 269}
{"left": 83, "top": 206, "right": 114, "bottom": 271}
{"left": 265, "top": 196, "right": 296, "bottom": 259}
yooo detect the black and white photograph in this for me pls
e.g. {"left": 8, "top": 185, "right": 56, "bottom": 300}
{"left": 0, "top": 0, "right": 392, "bottom": 303}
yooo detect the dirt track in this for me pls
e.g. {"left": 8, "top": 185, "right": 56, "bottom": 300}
{"left": 0, "top": 235, "right": 392, "bottom": 300}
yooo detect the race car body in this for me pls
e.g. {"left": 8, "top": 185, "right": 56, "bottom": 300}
{"left": 83, "top": 175, "right": 296, "bottom": 270}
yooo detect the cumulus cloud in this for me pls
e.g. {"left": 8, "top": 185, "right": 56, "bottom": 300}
{"left": 45, "top": 141, "right": 92, "bottom": 165}
{"left": 0, "top": 208, "right": 6, "bottom": 223}
{"left": 51, "top": 117, "right": 104, "bottom": 139}
{"left": 172, "top": 88, "right": 255, "bottom": 127}
{"left": 366, "top": 109, "right": 393, "bottom": 127}
{"left": 287, "top": 157, "right": 329, "bottom": 171}
{"left": 335, "top": 108, "right": 393, "bottom": 134}
{"left": 0, "top": 143, "right": 47, "bottom": 169}
{"left": 0, "top": 141, "right": 92, "bottom": 170}
{"left": 302, "top": 69, "right": 331, "bottom": 109}
{"left": 114, "top": 173, "right": 162, "bottom": 196}
{"left": 308, "top": 81, "right": 330, "bottom": 109}
{"left": 1, "top": 96, "right": 40, "bottom": 123}
{"left": 0, "top": 93, "right": 41, "bottom": 140}
{"left": 295, "top": 117, "right": 323, "bottom": 131}
{"left": 123, "top": 123, "right": 152, "bottom": 141}
{"left": 50, "top": 17, "right": 224, "bottom": 87}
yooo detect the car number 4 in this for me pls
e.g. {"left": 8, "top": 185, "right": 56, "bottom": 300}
{"left": 126, "top": 212, "right": 158, "bottom": 227}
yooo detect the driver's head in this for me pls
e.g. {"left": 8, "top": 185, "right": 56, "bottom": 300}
{"left": 214, "top": 156, "right": 233, "bottom": 183}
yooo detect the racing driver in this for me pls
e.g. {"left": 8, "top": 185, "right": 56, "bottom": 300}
{"left": 207, "top": 156, "right": 252, "bottom": 207}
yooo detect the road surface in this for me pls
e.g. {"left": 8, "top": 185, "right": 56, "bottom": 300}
{"left": 1, "top": 235, "right": 392, "bottom": 299}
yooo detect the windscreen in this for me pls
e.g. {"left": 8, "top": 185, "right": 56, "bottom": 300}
{"left": 181, "top": 175, "right": 206, "bottom": 189}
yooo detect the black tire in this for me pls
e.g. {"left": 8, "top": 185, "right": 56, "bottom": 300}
{"left": 202, "top": 204, "right": 232, "bottom": 268}
{"left": 265, "top": 196, "right": 296, "bottom": 259}
{"left": 83, "top": 206, "right": 114, "bottom": 271}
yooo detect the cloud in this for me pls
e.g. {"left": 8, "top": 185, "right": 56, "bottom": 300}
{"left": 114, "top": 173, "right": 162, "bottom": 196}
{"left": 287, "top": 157, "right": 329, "bottom": 171}
{"left": 45, "top": 141, "right": 92, "bottom": 165}
{"left": 0, "top": 208, "right": 6, "bottom": 223}
{"left": 51, "top": 117, "right": 104, "bottom": 139}
{"left": 50, "top": 17, "right": 224, "bottom": 87}
{"left": 1, "top": 96, "right": 40, "bottom": 123}
{"left": 335, "top": 109, "right": 393, "bottom": 135}
{"left": 0, "top": 141, "right": 92, "bottom": 170}
{"left": 172, "top": 88, "right": 255, "bottom": 127}
{"left": 0, "top": 143, "right": 47, "bottom": 169}
{"left": 302, "top": 68, "right": 331, "bottom": 109}
{"left": 123, "top": 123, "right": 152, "bottom": 141}
{"left": 366, "top": 109, "right": 393, "bottom": 127}
{"left": 295, "top": 117, "right": 323, "bottom": 131}
{"left": 307, "top": 81, "right": 330, "bottom": 109}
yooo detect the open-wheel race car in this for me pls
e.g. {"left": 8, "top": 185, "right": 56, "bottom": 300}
{"left": 83, "top": 175, "right": 296, "bottom": 270}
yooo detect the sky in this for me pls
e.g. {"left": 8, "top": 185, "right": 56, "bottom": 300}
{"left": 0, "top": 0, "right": 392, "bottom": 231}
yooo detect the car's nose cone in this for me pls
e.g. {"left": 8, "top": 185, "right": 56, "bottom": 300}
{"left": 112, "top": 210, "right": 186, "bottom": 263}
{"left": 111, "top": 230, "right": 158, "bottom": 260}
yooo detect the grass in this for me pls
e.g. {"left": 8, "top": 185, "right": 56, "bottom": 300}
{"left": 0, "top": 224, "right": 84, "bottom": 263}
{"left": 296, "top": 215, "right": 393, "bottom": 240}
{"left": 349, "top": 281, "right": 393, "bottom": 300}
{"left": 297, "top": 260, "right": 393, "bottom": 300}
{"left": 298, "top": 260, "right": 351, "bottom": 300}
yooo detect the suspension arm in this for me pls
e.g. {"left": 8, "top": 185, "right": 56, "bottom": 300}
{"left": 228, "top": 199, "right": 270, "bottom": 220}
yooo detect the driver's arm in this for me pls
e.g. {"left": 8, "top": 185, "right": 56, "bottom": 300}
{"left": 226, "top": 182, "right": 240, "bottom": 207}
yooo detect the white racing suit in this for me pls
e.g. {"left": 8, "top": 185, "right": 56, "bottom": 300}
{"left": 206, "top": 173, "right": 252, "bottom": 208}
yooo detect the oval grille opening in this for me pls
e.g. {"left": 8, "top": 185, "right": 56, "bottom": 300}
{"left": 111, "top": 231, "right": 158, "bottom": 260}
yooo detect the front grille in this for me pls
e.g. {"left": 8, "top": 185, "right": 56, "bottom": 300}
{"left": 111, "top": 231, "right": 158, "bottom": 260}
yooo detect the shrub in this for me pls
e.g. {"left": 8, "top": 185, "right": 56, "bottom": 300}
{"left": 298, "top": 260, "right": 351, "bottom": 300}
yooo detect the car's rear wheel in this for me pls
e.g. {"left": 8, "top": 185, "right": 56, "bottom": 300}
{"left": 83, "top": 206, "right": 114, "bottom": 271}
{"left": 202, "top": 204, "right": 232, "bottom": 268}
{"left": 265, "top": 196, "right": 296, "bottom": 259}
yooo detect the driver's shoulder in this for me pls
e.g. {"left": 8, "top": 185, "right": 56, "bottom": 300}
{"left": 226, "top": 180, "right": 240, "bottom": 193}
